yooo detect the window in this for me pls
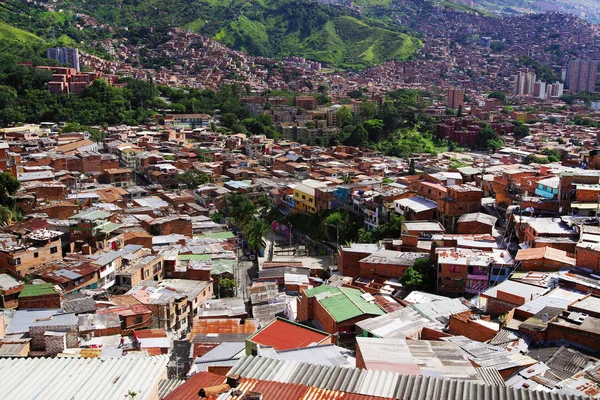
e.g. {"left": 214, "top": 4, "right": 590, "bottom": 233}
{"left": 50, "top": 247, "right": 58, "bottom": 254}
{"left": 145, "top": 270, "right": 149, "bottom": 278}
{"left": 309, "top": 198, "right": 313, "bottom": 202}
{"left": 136, "top": 316, "right": 143, "bottom": 324}
{"left": 302, "top": 195, "right": 306, "bottom": 200}
{"left": 11, "top": 257, "right": 21, "bottom": 266}
{"left": 450, "top": 265, "right": 461, "bottom": 273}
{"left": 34, "top": 252, "right": 39, "bottom": 258}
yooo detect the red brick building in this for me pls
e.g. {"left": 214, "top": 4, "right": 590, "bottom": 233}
{"left": 516, "top": 247, "right": 576, "bottom": 271}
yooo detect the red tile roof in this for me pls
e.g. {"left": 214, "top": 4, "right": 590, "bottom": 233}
{"left": 248, "top": 318, "right": 330, "bottom": 351}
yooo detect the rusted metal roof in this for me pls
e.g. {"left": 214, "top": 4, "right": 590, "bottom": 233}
{"left": 190, "top": 318, "right": 259, "bottom": 341}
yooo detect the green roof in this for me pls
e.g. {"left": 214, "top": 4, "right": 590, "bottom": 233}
{"left": 310, "top": 285, "right": 385, "bottom": 322}
{"left": 18, "top": 283, "right": 57, "bottom": 298}
{"left": 98, "top": 222, "right": 121, "bottom": 234}
{"left": 69, "top": 210, "right": 111, "bottom": 221}
{"left": 178, "top": 254, "right": 212, "bottom": 261}
{"left": 210, "top": 259, "right": 236, "bottom": 275}
{"left": 195, "top": 231, "right": 236, "bottom": 240}
{"left": 304, "top": 285, "right": 341, "bottom": 298}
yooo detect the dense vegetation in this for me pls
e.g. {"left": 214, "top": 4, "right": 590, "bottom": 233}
{"left": 0, "top": 0, "right": 421, "bottom": 70}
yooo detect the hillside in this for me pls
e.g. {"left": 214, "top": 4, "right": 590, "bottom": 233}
{"left": 0, "top": 0, "right": 421, "bottom": 70}
{"left": 0, "top": 21, "right": 45, "bottom": 57}
{"left": 197, "top": 0, "right": 422, "bottom": 68}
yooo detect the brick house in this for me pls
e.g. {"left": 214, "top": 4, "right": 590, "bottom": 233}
{"left": 0, "top": 270, "right": 24, "bottom": 308}
{"left": 457, "top": 212, "right": 497, "bottom": 235}
{"left": 516, "top": 247, "right": 576, "bottom": 271}
{"left": 245, "top": 317, "right": 332, "bottom": 355}
{"left": 515, "top": 216, "right": 578, "bottom": 254}
{"left": 479, "top": 280, "right": 548, "bottom": 317}
{"left": 96, "top": 304, "right": 154, "bottom": 334}
{"left": 297, "top": 285, "right": 386, "bottom": 344}
{"left": 99, "top": 168, "right": 132, "bottom": 188}
{"left": 17, "top": 283, "right": 63, "bottom": 309}
{"left": 0, "top": 230, "right": 63, "bottom": 277}
{"left": 358, "top": 249, "right": 429, "bottom": 279}
{"left": 438, "top": 185, "right": 483, "bottom": 232}
{"left": 338, "top": 243, "right": 380, "bottom": 277}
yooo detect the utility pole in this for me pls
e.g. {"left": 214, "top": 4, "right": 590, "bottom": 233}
{"left": 289, "top": 223, "right": 293, "bottom": 254}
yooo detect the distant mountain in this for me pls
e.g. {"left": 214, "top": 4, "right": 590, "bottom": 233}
{"left": 450, "top": 0, "right": 600, "bottom": 24}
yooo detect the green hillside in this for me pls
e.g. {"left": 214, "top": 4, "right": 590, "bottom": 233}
{"left": 0, "top": 0, "right": 421, "bottom": 69}
{"left": 196, "top": 0, "right": 422, "bottom": 69}
{"left": 0, "top": 21, "right": 45, "bottom": 56}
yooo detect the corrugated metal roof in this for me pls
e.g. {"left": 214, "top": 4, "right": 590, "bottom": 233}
{"left": 248, "top": 318, "right": 330, "bottom": 351}
{"left": 1, "top": 355, "right": 169, "bottom": 400}
{"left": 157, "top": 378, "right": 184, "bottom": 399}
{"left": 227, "top": 356, "right": 588, "bottom": 400}
{"left": 475, "top": 367, "right": 506, "bottom": 386}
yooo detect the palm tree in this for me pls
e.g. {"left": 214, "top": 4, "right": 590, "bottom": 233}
{"left": 246, "top": 219, "right": 268, "bottom": 265}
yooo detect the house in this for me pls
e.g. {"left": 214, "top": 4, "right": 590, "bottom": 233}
{"left": 516, "top": 216, "right": 578, "bottom": 254}
{"left": 297, "top": 285, "right": 386, "bottom": 342}
{"left": 479, "top": 280, "right": 549, "bottom": 316}
{"left": 17, "top": 283, "right": 63, "bottom": 309}
{"left": 293, "top": 179, "right": 331, "bottom": 214}
{"left": 338, "top": 243, "right": 380, "bottom": 277}
{"left": 438, "top": 185, "right": 484, "bottom": 232}
{"left": 0, "top": 271, "right": 23, "bottom": 308}
{"left": 516, "top": 247, "right": 576, "bottom": 271}
{"left": 358, "top": 249, "right": 429, "bottom": 279}
{"left": 435, "top": 248, "right": 514, "bottom": 295}
{"left": 0, "top": 230, "right": 63, "bottom": 277}
{"left": 394, "top": 196, "right": 438, "bottom": 220}
{"left": 457, "top": 212, "right": 497, "bottom": 235}
{"left": 245, "top": 317, "right": 332, "bottom": 355}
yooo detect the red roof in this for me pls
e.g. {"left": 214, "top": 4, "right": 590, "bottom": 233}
{"left": 135, "top": 328, "right": 167, "bottom": 339}
{"left": 163, "top": 371, "right": 391, "bottom": 400}
{"left": 190, "top": 318, "right": 258, "bottom": 341}
{"left": 249, "top": 319, "right": 329, "bottom": 351}
{"left": 96, "top": 304, "right": 152, "bottom": 317}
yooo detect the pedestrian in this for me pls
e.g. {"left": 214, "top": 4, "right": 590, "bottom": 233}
{"left": 119, "top": 336, "right": 125, "bottom": 348}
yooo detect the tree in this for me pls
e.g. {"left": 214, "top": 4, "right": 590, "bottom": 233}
{"left": 513, "top": 122, "right": 530, "bottom": 140}
{"left": 175, "top": 169, "right": 209, "bottom": 188}
{"left": 335, "top": 106, "right": 353, "bottom": 128}
{"left": 0, "top": 172, "right": 20, "bottom": 209}
{"left": 402, "top": 266, "right": 423, "bottom": 289}
{"left": 408, "top": 159, "right": 416, "bottom": 175}
{"left": 523, "top": 154, "right": 549, "bottom": 164}
{"left": 343, "top": 124, "right": 368, "bottom": 147}
{"left": 314, "top": 136, "right": 325, "bottom": 147}
{"left": 357, "top": 228, "right": 375, "bottom": 243}
{"left": 488, "top": 91, "right": 506, "bottom": 102}
{"left": 218, "top": 277, "right": 236, "bottom": 298}
{"left": 359, "top": 102, "right": 378, "bottom": 120}
{"left": 478, "top": 124, "right": 504, "bottom": 151}
{"left": 246, "top": 219, "right": 267, "bottom": 262}
{"left": 456, "top": 104, "right": 463, "bottom": 118}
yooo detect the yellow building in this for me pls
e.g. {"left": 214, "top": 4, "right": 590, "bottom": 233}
{"left": 293, "top": 179, "right": 331, "bottom": 214}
